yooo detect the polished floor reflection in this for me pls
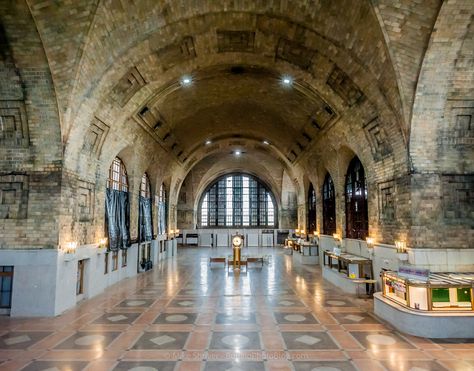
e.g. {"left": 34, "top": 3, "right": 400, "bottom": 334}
{"left": 1, "top": 247, "right": 473, "bottom": 371}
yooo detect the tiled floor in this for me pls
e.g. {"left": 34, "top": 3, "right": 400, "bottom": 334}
{"left": 1, "top": 247, "right": 473, "bottom": 371}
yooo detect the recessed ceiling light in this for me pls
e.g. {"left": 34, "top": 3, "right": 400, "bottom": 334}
{"left": 205, "top": 140, "right": 212, "bottom": 145}
{"left": 234, "top": 150, "right": 241, "bottom": 156}
{"left": 282, "top": 76, "right": 293, "bottom": 85}
{"left": 181, "top": 76, "right": 192, "bottom": 86}
{"left": 263, "top": 140, "right": 270, "bottom": 145}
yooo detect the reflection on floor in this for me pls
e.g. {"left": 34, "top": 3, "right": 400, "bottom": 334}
{"left": 1, "top": 247, "right": 473, "bottom": 371}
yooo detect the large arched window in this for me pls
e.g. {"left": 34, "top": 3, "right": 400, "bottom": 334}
{"left": 199, "top": 174, "right": 276, "bottom": 228}
{"left": 345, "top": 157, "right": 368, "bottom": 239}
{"left": 107, "top": 157, "right": 128, "bottom": 191}
{"left": 157, "top": 183, "right": 167, "bottom": 235}
{"left": 307, "top": 183, "right": 316, "bottom": 233}
{"left": 138, "top": 173, "right": 153, "bottom": 243}
{"left": 105, "top": 157, "right": 131, "bottom": 251}
{"left": 322, "top": 173, "right": 336, "bottom": 235}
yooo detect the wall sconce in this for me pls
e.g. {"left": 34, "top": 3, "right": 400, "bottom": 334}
{"left": 395, "top": 240, "right": 407, "bottom": 253}
{"left": 98, "top": 237, "right": 108, "bottom": 249}
{"left": 395, "top": 240, "right": 408, "bottom": 261}
{"left": 64, "top": 241, "right": 77, "bottom": 254}
{"left": 366, "top": 237, "right": 375, "bottom": 249}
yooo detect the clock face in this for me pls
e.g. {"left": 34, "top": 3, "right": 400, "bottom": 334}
{"left": 232, "top": 236, "right": 242, "bottom": 247}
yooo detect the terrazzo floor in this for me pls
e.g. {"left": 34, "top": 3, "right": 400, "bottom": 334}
{"left": 1, "top": 247, "right": 473, "bottom": 371}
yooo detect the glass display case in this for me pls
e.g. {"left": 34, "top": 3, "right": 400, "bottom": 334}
{"left": 323, "top": 250, "right": 373, "bottom": 279}
{"left": 382, "top": 271, "right": 474, "bottom": 312}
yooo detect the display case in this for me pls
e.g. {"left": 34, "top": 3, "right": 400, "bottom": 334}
{"left": 382, "top": 271, "right": 474, "bottom": 312}
{"left": 323, "top": 250, "right": 373, "bottom": 279}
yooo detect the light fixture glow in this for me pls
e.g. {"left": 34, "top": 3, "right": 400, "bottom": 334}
{"left": 282, "top": 76, "right": 293, "bottom": 85}
{"left": 234, "top": 150, "right": 241, "bottom": 156}
{"left": 65, "top": 241, "right": 77, "bottom": 254}
{"left": 180, "top": 76, "right": 192, "bottom": 85}
{"left": 366, "top": 237, "right": 375, "bottom": 248}
{"left": 263, "top": 140, "right": 269, "bottom": 145}
{"left": 205, "top": 140, "right": 212, "bottom": 145}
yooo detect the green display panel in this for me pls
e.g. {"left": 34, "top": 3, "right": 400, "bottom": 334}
{"left": 457, "top": 288, "right": 471, "bottom": 302}
{"left": 431, "top": 288, "right": 450, "bottom": 302}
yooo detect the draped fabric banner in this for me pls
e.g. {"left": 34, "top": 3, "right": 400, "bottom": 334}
{"left": 105, "top": 188, "right": 131, "bottom": 251}
{"left": 157, "top": 201, "right": 167, "bottom": 235}
{"left": 139, "top": 196, "right": 153, "bottom": 242}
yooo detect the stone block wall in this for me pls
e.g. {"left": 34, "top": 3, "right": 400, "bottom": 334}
{"left": 0, "top": 1, "right": 63, "bottom": 250}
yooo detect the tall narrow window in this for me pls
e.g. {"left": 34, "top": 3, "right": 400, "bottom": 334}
{"left": 139, "top": 173, "right": 153, "bottom": 243}
{"left": 345, "top": 157, "right": 368, "bottom": 239}
{"left": 307, "top": 183, "right": 316, "bottom": 234}
{"left": 105, "top": 157, "right": 131, "bottom": 251}
{"left": 322, "top": 173, "right": 336, "bottom": 235}
{"left": 158, "top": 183, "right": 167, "bottom": 234}
{"left": 199, "top": 174, "right": 277, "bottom": 228}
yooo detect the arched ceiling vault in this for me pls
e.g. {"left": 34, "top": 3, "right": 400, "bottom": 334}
{"left": 22, "top": 0, "right": 442, "bottom": 181}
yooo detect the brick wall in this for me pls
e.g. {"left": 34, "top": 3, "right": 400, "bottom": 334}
{"left": 0, "top": 1, "right": 63, "bottom": 250}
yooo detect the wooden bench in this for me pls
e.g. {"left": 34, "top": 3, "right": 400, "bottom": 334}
{"left": 209, "top": 257, "right": 226, "bottom": 267}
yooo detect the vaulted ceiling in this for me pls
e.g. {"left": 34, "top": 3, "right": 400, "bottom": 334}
{"left": 19, "top": 0, "right": 442, "bottom": 175}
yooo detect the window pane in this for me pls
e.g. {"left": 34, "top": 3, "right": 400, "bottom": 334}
{"left": 199, "top": 174, "right": 276, "bottom": 228}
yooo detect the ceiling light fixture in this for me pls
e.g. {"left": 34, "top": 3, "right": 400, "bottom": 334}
{"left": 263, "top": 140, "right": 269, "bottom": 145}
{"left": 282, "top": 76, "right": 293, "bottom": 85}
{"left": 205, "top": 140, "right": 212, "bottom": 145}
{"left": 234, "top": 150, "right": 241, "bottom": 156}
{"left": 180, "top": 76, "right": 192, "bottom": 86}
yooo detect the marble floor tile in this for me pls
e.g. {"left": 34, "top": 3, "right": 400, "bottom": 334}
{"left": 0, "top": 332, "right": 51, "bottom": 350}
{"left": 273, "top": 312, "right": 319, "bottom": 324}
{"left": 209, "top": 331, "right": 261, "bottom": 350}
{"left": 350, "top": 331, "right": 416, "bottom": 350}
{"left": 330, "top": 311, "right": 380, "bottom": 324}
{"left": 215, "top": 312, "right": 256, "bottom": 324}
{"left": 153, "top": 313, "right": 198, "bottom": 324}
{"left": 55, "top": 331, "right": 120, "bottom": 350}
{"left": 115, "top": 299, "right": 155, "bottom": 308}
{"left": 93, "top": 313, "right": 141, "bottom": 325}
{"left": 132, "top": 331, "right": 189, "bottom": 350}
{"left": 281, "top": 332, "right": 339, "bottom": 350}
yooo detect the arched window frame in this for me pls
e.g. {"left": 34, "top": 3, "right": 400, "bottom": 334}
{"left": 345, "top": 157, "right": 368, "bottom": 240}
{"left": 322, "top": 173, "right": 336, "bottom": 235}
{"left": 105, "top": 156, "right": 131, "bottom": 251}
{"left": 138, "top": 173, "right": 153, "bottom": 244}
{"left": 198, "top": 173, "right": 277, "bottom": 228}
{"left": 140, "top": 173, "right": 151, "bottom": 198}
{"left": 107, "top": 157, "right": 128, "bottom": 191}
{"left": 307, "top": 183, "right": 317, "bottom": 234}
{"left": 159, "top": 183, "right": 166, "bottom": 203}
{"left": 157, "top": 183, "right": 167, "bottom": 235}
